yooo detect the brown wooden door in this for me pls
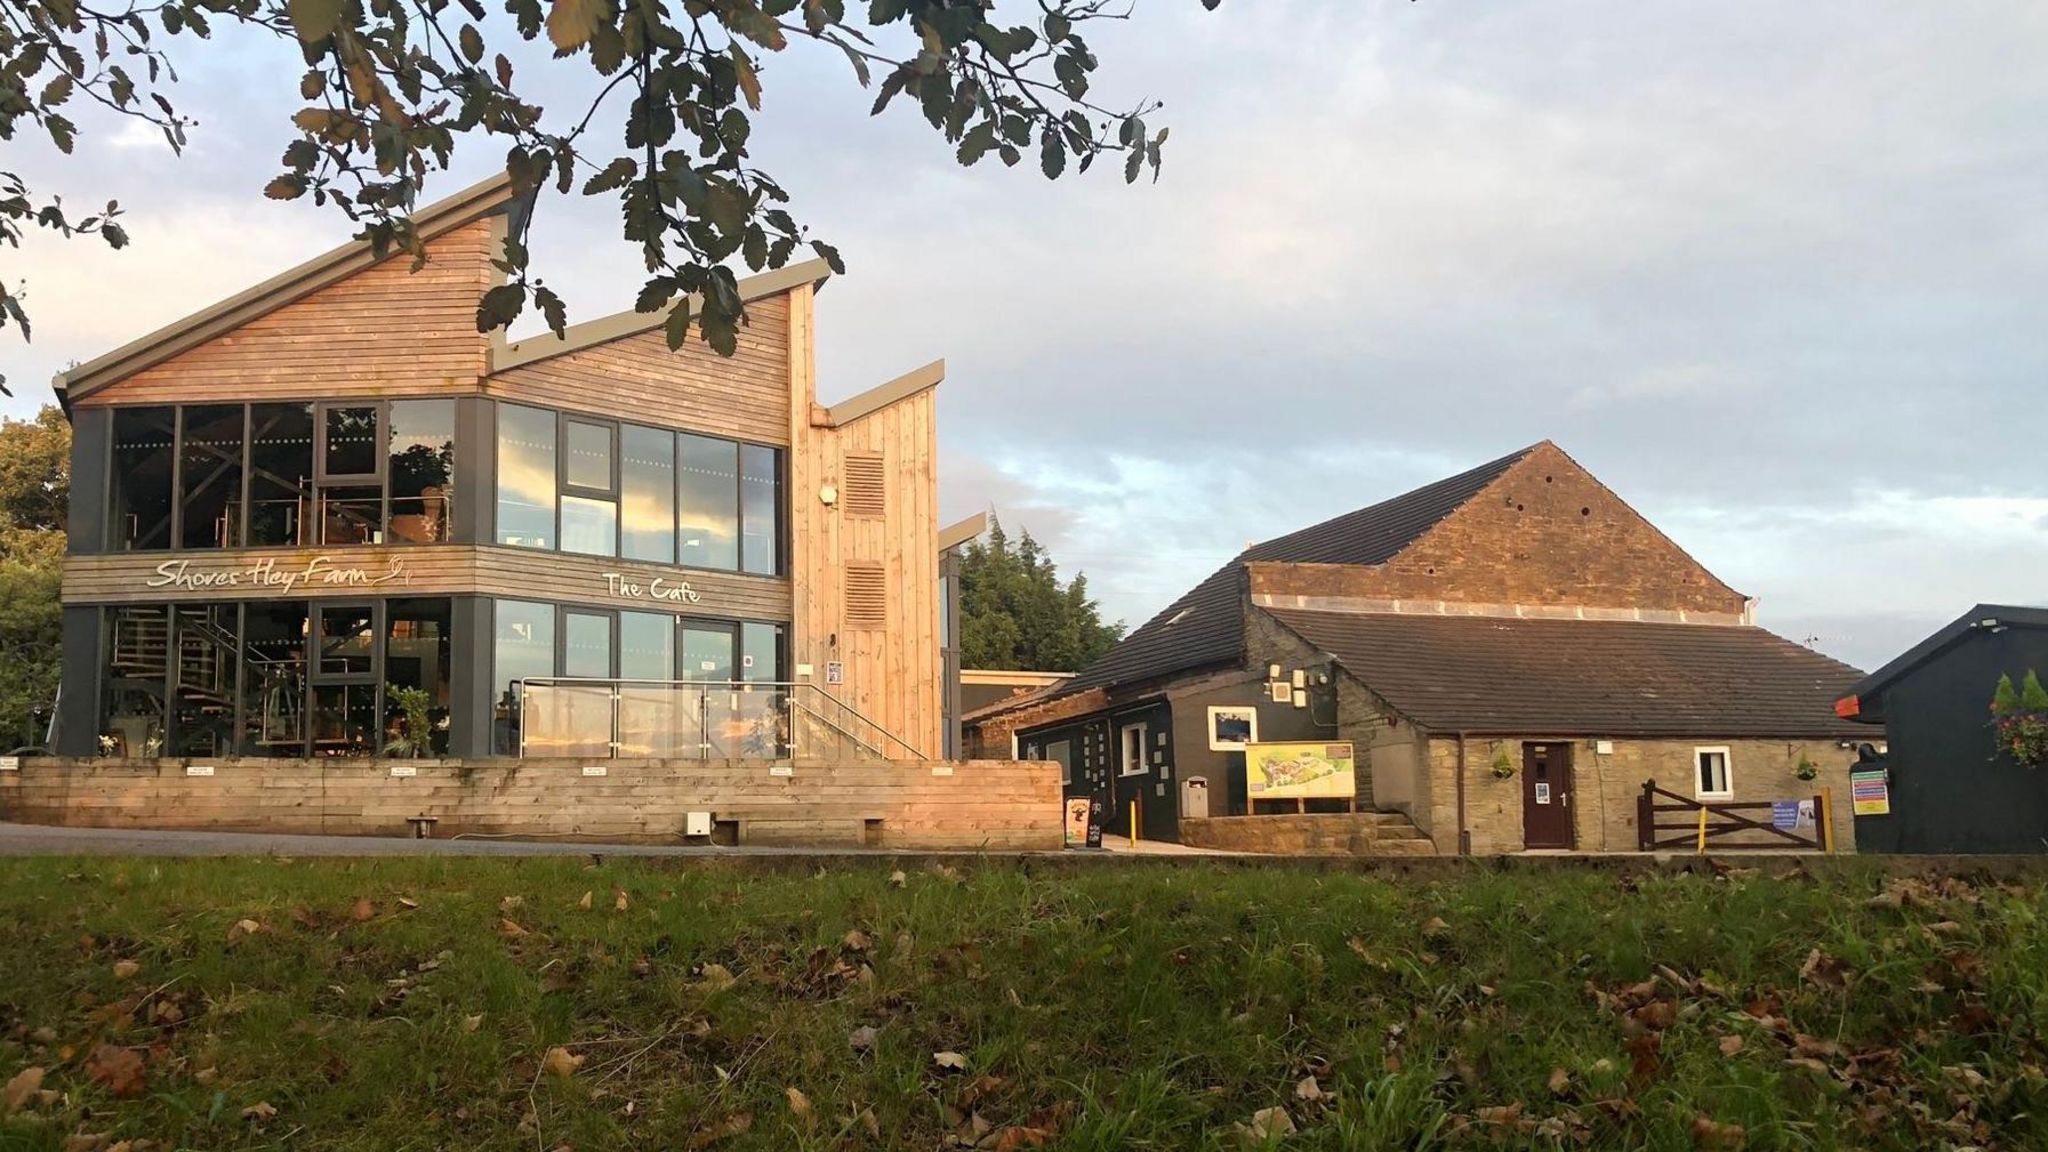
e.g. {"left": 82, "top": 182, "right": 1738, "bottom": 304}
{"left": 1521, "top": 742, "right": 1575, "bottom": 849}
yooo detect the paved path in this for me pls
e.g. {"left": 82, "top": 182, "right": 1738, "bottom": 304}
{"left": 0, "top": 822, "right": 1240, "bottom": 858}
{"left": 0, "top": 823, "right": 929, "bottom": 858}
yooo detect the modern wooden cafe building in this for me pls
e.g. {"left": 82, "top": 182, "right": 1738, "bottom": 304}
{"left": 47, "top": 174, "right": 961, "bottom": 768}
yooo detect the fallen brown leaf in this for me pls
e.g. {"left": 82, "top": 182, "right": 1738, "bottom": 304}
{"left": 933, "top": 1051, "right": 968, "bottom": 1072}
{"left": 1692, "top": 1115, "right": 1747, "bottom": 1147}
{"left": 1422, "top": 916, "right": 1450, "bottom": 937}
{"left": 697, "top": 963, "right": 736, "bottom": 991}
{"left": 499, "top": 895, "right": 524, "bottom": 912}
{"left": 614, "top": 889, "right": 629, "bottom": 913}
{"left": 350, "top": 898, "right": 375, "bottom": 922}
{"left": 686, "top": 1110, "right": 752, "bottom": 1150}
{"left": 85, "top": 1044, "right": 146, "bottom": 1098}
{"left": 463, "top": 1014, "right": 485, "bottom": 1033}
{"left": 849, "top": 1025, "right": 878, "bottom": 1053}
{"left": 241, "top": 1101, "right": 278, "bottom": 1121}
{"left": 227, "top": 919, "right": 263, "bottom": 942}
{"left": 4, "top": 1066, "right": 45, "bottom": 1114}
{"left": 784, "top": 1086, "right": 812, "bottom": 1122}
{"left": 577, "top": 891, "right": 593, "bottom": 910}
{"left": 1719, "top": 1035, "right": 1745, "bottom": 1057}
{"left": 844, "top": 929, "right": 874, "bottom": 953}
{"left": 397, "top": 897, "right": 419, "bottom": 910}
{"left": 111, "top": 959, "right": 140, "bottom": 981}
{"left": 993, "top": 1125, "right": 1055, "bottom": 1150}
{"left": 543, "top": 1046, "right": 585, "bottom": 1078}
{"left": 498, "top": 918, "right": 529, "bottom": 939}
{"left": 1548, "top": 1066, "right": 1570, "bottom": 1095}
{"left": 1236, "top": 1106, "right": 1296, "bottom": 1143}
{"left": 889, "top": 870, "right": 907, "bottom": 888}
{"left": 1295, "top": 1074, "right": 1326, "bottom": 1102}
{"left": 857, "top": 1107, "right": 881, "bottom": 1138}
{"left": 64, "top": 1134, "right": 110, "bottom": 1152}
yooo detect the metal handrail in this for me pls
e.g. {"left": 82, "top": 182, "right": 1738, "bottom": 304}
{"left": 787, "top": 697, "right": 887, "bottom": 761}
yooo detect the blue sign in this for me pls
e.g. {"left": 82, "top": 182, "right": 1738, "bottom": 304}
{"left": 1771, "top": 800, "right": 1801, "bottom": 830}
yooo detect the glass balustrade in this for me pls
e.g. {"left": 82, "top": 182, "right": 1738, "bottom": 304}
{"left": 517, "top": 679, "right": 925, "bottom": 762}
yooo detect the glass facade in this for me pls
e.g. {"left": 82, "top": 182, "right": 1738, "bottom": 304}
{"left": 495, "top": 404, "right": 778, "bottom": 576}
{"left": 97, "top": 598, "right": 454, "bottom": 759}
{"left": 103, "top": 400, "right": 455, "bottom": 550}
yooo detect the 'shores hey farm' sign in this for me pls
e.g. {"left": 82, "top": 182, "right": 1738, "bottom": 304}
{"left": 146, "top": 556, "right": 411, "bottom": 594}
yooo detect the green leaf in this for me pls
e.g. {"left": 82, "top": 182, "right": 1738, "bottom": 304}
{"left": 742, "top": 226, "right": 766, "bottom": 272}
{"left": 535, "top": 284, "right": 567, "bottom": 337}
{"left": 459, "top": 24, "right": 484, "bottom": 63}
{"left": 955, "top": 120, "right": 997, "bottom": 166}
{"left": 870, "top": 67, "right": 909, "bottom": 116}
{"left": 476, "top": 283, "right": 525, "bottom": 331}
{"left": 730, "top": 43, "right": 761, "bottom": 110}
{"left": 809, "top": 239, "right": 844, "bottom": 275}
{"left": 286, "top": 0, "right": 346, "bottom": 42}
{"left": 663, "top": 298, "right": 693, "bottom": 350}
{"left": 38, "top": 73, "right": 74, "bottom": 109}
{"left": 264, "top": 175, "right": 307, "bottom": 200}
{"left": 581, "top": 157, "right": 636, "bottom": 195}
{"left": 1039, "top": 130, "right": 1064, "bottom": 180}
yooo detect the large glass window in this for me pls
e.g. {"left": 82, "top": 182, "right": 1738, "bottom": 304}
{"left": 740, "top": 444, "right": 781, "bottom": 576}
{"left": 560, "top": 495, "right": 618, "bottom": 557}
{"left": 620, "top": 611, "right": 675, "bottom": 680}
{"left": 492, "top": 599, "right": 556, "bottom": 755}
{"left": 741, "top": 621, "right": 784, "bottom": 683}
{"left": 562, "top": 610, "right": 613, "bottom": 678}
{"left": 681, "top": 622, "right": 735, "bottom": 682}
{"left": 177, "top": 406, "right": 244, "bottom": 549}
{"left": 388, "top": 401, "right": 455, "bottom": 544}
{"left": 563, "top": 420, "right": 614, "bottom": 491}
{"left": 496, "top": 405, "right": 557, "bottom": 549}
{"left": 247, "top": 403, "right": 315, "bottom": 547}
{"left": 169, "top": 604, "right": 239, "bottom": 755}
{"left": 620, "top": 425, "right": 676, "bottom": 563}
{"left": 109, "top": 407, "right": 176, "bottom": 550}
{"left": 105, "top": 400, "right": 454, "bottom": 551}
{"left": 677, "top": 434, "right": 738, "bottom": 570}
{"left": 322, "top": 405, "right": 381, "bottom": 479}
{"left": 240, "top": 602, "right": 308, "bottom": 754}
{"left": 385, "top": 599, "right": 452, "bottom": 757}
{"left": 101, "top": 606, "right": 169, "bottom": 756}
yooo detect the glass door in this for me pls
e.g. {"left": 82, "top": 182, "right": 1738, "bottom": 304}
{"left": 310, "top": 602, "right": 380, "bottom": 757}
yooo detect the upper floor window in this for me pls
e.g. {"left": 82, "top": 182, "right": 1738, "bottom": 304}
{"left": 495, "top": 403, "right": 781, "bottom": 576}
{"left": 108, "top": 400, "right": 453, "bottom": 551}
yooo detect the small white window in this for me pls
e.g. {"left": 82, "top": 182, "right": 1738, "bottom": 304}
{"left": 1694, "top": 747, "right": 1732, "bottom": 800}
{"left": 1119, "top": 724, "right": 1149, "bottom": 776}
{"left": 1207, "top": 705, "right": 1258, "bottom": 751}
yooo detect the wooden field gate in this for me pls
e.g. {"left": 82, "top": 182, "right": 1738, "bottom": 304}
{"left": 1636, "top": 780, "right": 1833, "bottom": 852}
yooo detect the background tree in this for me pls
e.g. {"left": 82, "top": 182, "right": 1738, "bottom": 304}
{"left": 1, "top": 0, "right": 1222, "bottom": 394}
{"left": 958, "top": 515, "right": 1122, "bottom": 673}
{"left": 0, "top": 405, "right": 68, "bottom": 750}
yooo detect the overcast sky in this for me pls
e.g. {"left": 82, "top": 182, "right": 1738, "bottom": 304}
{"left": 8, "top": 0, "right": 2046, "bottom": 671}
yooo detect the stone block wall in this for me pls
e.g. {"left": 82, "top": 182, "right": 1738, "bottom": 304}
{"left": 1421, "top": 736, "right": 1858, "bottom": 855}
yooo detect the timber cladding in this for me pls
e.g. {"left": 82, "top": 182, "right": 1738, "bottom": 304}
{"left": 61, "top": 546, "right": 793, "bottom": 620}
{"left": 483, "top": 294, "right": 793, "bottom": 442}
{"left": 70, "top": 221, "right": 497, "bottom": 407}
{"left": 0, "top": 757, "right": 1064, "bottom": 849}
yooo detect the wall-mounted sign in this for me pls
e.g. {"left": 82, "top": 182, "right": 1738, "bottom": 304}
{"left": 0, "top": 756, "right": 18, "bottom": 772}
{"left": 582, "top": 765, "right": 608, "bottom": 777}
{"left": 1850, "top": 769, "right": 1890, "bottom": 816}
{"left": 1246, "top": 742, "right": 1355, "bottom": 801}
{"left": 1207, "top": 705, "right": 1258, "bottom": 751}
{"left": 1534, "top": 782, "right": 1552, "bottom": 805}
{"left": 826, "top": 661, "right": 844, "bottom": 685}
{"left": 146, "top": 556, "right": 410, "bottom": 595}
{"left": 602, "top": 572, "right": 702, "bottom": 604}
{"left": 185, "top": 764, "right": 215, "bottom": 777}
{"left": 389, "top": 765, "right": 418, "bottom": 778}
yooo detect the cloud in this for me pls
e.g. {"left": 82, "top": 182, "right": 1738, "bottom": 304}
{"left": 6, "top": 0, "right": 2044, "bottom": 674}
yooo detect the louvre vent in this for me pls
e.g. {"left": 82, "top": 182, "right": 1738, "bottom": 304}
{"left": 844, "top": 562, "right": 887, "bottom": 629}
{"left": 842, "top": 453, "right": 886, "bottom": 519}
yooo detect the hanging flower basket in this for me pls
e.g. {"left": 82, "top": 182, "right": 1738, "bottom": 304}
{"left": 1490, "top": 746, "right": 1516, "bottom": 780}
{"left": 1991, "top": 671, "right": 2048, "bottom": 769}
{"left": 1793, "top": 753, "right": 1819, "bottom": 782}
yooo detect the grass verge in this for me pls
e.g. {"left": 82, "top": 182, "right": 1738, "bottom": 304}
{"left": 1, "top": 856, "right": 2044, "bottom": 1150}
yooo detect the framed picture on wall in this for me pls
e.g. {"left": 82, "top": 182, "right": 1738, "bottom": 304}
{"left": 1208, "top": 705, "right": 1259, "bottom": 751}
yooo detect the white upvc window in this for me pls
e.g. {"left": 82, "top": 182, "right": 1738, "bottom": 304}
{"left": 1694, "top": 746, "right": 1733, "bottom": 801}
{"left": 1119, "top": 723, "right": 1149, "bottom": 776}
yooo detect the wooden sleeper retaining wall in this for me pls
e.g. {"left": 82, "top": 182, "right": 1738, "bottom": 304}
{"left": 0, "top": 757, "right": 1062, "bottom": 850}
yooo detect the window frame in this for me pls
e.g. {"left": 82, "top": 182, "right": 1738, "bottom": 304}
{"left": 557, "top": 606, "right": 619, "bottom": 680}
{"left": 1118, "top": 722, "right": 1149, "bottom": 777}
{"left": 1693, "top": 745, "right": 1733, "bottom": 801}
{"left": 559, "top": 416, "right": 621, "bottom": 500}
{"left": 1206, "top": 705, "right": 1259, "bottom": 751}
{"left": 315, "top": 402, "right": 387, "bottom": 486}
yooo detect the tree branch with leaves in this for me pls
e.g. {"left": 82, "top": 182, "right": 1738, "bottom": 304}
{"left": 0, "top": 0, "right": 1223, "bottom": 395}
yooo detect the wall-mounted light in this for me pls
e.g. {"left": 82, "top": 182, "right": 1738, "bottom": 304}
{"left": 819, "top": 482, "right": 839, "bottom": 506}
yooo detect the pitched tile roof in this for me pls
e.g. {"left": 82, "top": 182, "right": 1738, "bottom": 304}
{"left": 1268, "top": 608, "right": 1867, "bottom": 738}
{"left": 1049, "top": 444, "right": 1539, "bottom": 700}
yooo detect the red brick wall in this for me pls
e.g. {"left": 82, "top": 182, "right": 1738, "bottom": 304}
{"left": 1251, "top": 442, "right": 1748, "bottom": 616}
{"left": 963, "top": 688, "right": 1109, "bottom": 758}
